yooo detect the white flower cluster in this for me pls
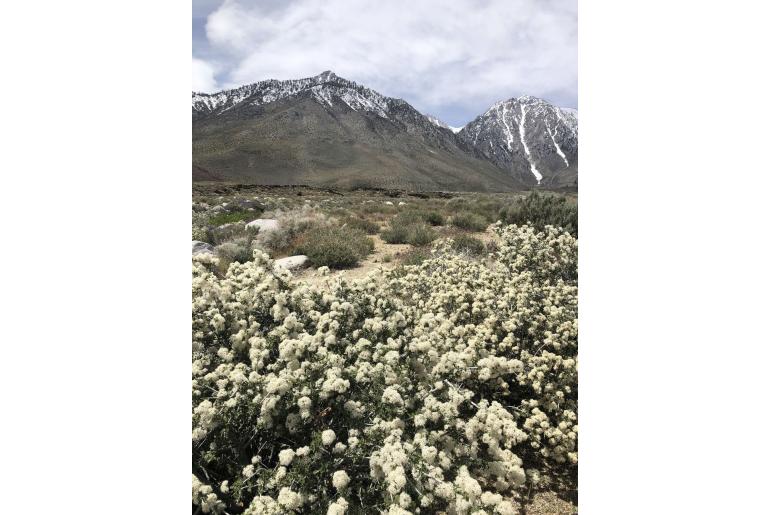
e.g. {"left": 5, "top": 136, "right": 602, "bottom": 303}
{"left": 192, "top": 224, "right": 577, "bottom": 514}
{"left": 332, "top": 470, "right": 350, "bottom": 490}
{"left": 192, "top": 475, "right": 225, "bottom": 514}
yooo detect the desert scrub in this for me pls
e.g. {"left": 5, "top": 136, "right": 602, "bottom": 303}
{"left": 341, "top": 216, "right": 380, "bottom": 235}
{"left": 208, "top": 209, "right": 256, "bottom": 226}
{"left": 380, "top": 211, "right": 438, "bottom": 245}
{"left": 499, "top": 191, "right": 578, "bottom": 237}
{"left": 254, "top": 206, "right": 332, "bottom": 253}
{"left": 398, "top": 247, "right": 431, "bottom": 266}
{"left": 392, "top": 208, "right": 446, "bottom": 227}
{"left": 405, "top": 223, "right": 437, "bottom": 246}
{"left": 450, "top": 234, "right": 486, "bottom": 256}
{"left": 215, "top": 237, "right": 253, "bottom": 264}
{"left": 381, "top": 223, "right": 437, "bottom": 246}
{"left": 473, "top": 198, "right": 505, "bottom": 222}
{"left": 359, "top": 202, "right": 397, "bottom": 216}
{"left": 195, "top": 222, "right": 253, "bottom": 246}
{"left": 423, "top": 210, "right": 446, "bottom": 226}
{"left": 380, "top": 224, "right": 409, "bottom": 244}
{"left": 450, "top": 211, "right": 488, "bottom": 231}
{"left": 297, "top": 225, "right": 374, "bottom": 268}
{"left": 192, "top": 224, "right": 577, "bottom": 514}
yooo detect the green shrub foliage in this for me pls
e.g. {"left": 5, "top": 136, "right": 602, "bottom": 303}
{"left": 451, "top": 235, "right": 486, "bottom": 256}
{"left": 342, "top": 216, "right": 380, "bottom": 235}
{"left": 450, "top": 212, "right": 488, "bottom": 232}
{"left": 499, "top": 192, "right": 577, "bottom": 237}
{"left": 298, "top": 226, "right": 374, "bottom": 268}
{"left": 381, "top": 223, "right": 437, "bottom": 246}
{"left": 423, "top": 211, "right": 446, "bottom": 226}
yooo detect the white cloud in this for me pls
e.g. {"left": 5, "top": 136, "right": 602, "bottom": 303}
{"left": 192, "top": 57, "right": 219, "bottom": 92}
{"left": 197, "top": 0, "right": 576, "bottom": 122}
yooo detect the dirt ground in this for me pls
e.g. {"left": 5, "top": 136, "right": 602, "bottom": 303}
{"left": 291, "top": 234, "right": 411, "bottom": 287}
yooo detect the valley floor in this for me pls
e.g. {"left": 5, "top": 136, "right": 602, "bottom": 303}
{"left": 192, "top": 183, "right": 575, "bottom": 278}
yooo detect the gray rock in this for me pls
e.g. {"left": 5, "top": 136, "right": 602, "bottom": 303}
{"left": 235, "top": 199, "right": 265, "bottom": 212}
{"left": 246, "top": 218, "right": 280, "bottom": 233}
{"left": 274, "top": 255, "right": 308, "bottom": 270}
{"left": 192, "top": 241, "right": 215, "bottom": 255}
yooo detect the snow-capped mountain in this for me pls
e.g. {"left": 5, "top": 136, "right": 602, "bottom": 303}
{"left": 192, "top": 72, "right": 577, "bottom": 191}
{"left": 196, "top": 71, "right": 406, "bottom": 122}
{"left": 192, "top": 72, "right": 524, "bottom": 192}
{"left": 458, "top": 96, "right": 578, "bottom": 187}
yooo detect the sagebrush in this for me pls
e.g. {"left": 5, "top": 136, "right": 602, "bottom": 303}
{"left": 297, "top": 226, "right": 374, "bottom": 268}
{"left": 499, "top": 192, "right": 577, "bottom": 237}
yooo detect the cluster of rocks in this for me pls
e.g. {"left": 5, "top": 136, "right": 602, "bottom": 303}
{"left": 193, "top": 217, "right": 308, "bottom": 272}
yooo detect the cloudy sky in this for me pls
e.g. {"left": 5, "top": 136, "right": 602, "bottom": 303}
{"left": 193, "top": 0, "right": 576, "bottom": 126}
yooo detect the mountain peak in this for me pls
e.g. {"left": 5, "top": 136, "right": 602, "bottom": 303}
{"left": 516, "top": 94, "right": 542, "bottom": 102}
{"left": 192, "top": 70, "right": 397, "bottom": 120}
{"left": 460, "top": 95, "right": 578, "bottom": 187}
{"left": 316, "top": 70, "right": 338, "bottom": 82}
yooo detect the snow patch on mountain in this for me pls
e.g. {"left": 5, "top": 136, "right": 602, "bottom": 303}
{"left": 426, "top": 114, "right": 464, "bottom": 132}
{"left": 517, "top": 104, "right": 542, "bottom": 184}
{"left": 497, "top": 103, "right": 515, "bottom": 151}
{"left": 546, "top": 123, "right": 569, "bottom": 167}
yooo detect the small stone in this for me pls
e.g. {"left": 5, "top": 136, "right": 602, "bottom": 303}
{"left": 192, "top": 241, "right": 215, "bottom": 255}
{"left": 246, "top": 219, "right": 280, "bottom": 233}
{"left": 274, "top": 255, "right": 308, "bottom": 270}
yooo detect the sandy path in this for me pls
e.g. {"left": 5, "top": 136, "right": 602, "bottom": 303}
{"left": 291, "top": 235, "right": 411, "bottom": 287}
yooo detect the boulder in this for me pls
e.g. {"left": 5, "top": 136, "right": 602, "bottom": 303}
{"left": 192, "top": 241, "right": 215, "bottom": 255}
{"left": 274, "top": 255, "right": 308, "bottom": 270}
{"left": 246, "top": 218, "right": 280, "bottom": 233}
{"left": 235, "top": 199, "right": 265, "bottom": 212}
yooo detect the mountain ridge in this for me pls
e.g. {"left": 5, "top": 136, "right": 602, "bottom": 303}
{"left": 192, "top": 71, "right": 577, "bottom": 191}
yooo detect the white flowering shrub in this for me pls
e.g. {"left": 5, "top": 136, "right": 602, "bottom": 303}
{"left": 192, "top": 223, "right": 577, "bottom": 514}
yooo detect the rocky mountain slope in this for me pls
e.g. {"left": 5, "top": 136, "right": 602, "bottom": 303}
{"left": 425, "top": 114, "right": 463, "bottom": 134}
{"left": 458, "top": 97, "right": 578, "bottom": 188}
{"left": 192, "top": 72, "right": 525, "bottom": 192}
{"left": 192, "top": 72, "right": 578, "bottom": 191}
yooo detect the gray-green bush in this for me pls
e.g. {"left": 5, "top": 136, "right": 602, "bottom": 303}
{"left": 381, "top": 223, "right": 437, "bottom": 246}
{"left": 499, "top": 192, "right": 578, "bottom": 237}
{"left": 450, "top": 211, "right": 488, "bottom": 232}
{"left": 451, "top": 234, "right": 486, "bottom": 256}
{"left": 297, "top": 226, "right": 374, "bottom": 268}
